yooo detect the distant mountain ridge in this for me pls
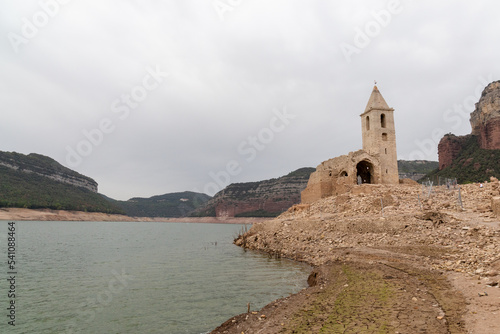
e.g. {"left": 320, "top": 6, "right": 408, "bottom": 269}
{"left": 110, "top": 191, "right": 211, "bottom": 218}
{"left": 192, "top": 168, "right": 315, "bottom": 218}
{"left": 397, "top": 160, "right": 439, "bottom": 181}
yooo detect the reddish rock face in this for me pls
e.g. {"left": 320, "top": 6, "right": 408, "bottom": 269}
{"left": 438, "top": 81, "right": 500, "bottom": 170}
{"left": 438, "top": 135, "right": 469, "bottom": 170}
{"left": 479, "top": 118, "right": 500, "bottom": 150}
{"left": 470, "top": 81, "right": 500, "bottom": 149}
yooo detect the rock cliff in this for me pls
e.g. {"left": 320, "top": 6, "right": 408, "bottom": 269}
{"left": 193, "top": 168, "right": 315, "bottom": 218}
{"left": 470, "top": 80, "right": 500, "bottom": 149}
{"left": 438, "top": 80, "right": 500, "bottom": 173}
{"left": 0, "top": 151, "right": 98, "bottom": 192}
{"left": 437, "top": 134, "right": 471, "bottom": 170}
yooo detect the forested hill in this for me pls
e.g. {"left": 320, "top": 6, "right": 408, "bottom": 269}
{"left": 0, "top": 151, "right": 124, "bottom": 214}
{"left": 109, "top": 192, "right": 211, "bottom": 218}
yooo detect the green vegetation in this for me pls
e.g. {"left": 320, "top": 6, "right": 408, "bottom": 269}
{"left": 235, "top": 209, "right": 280, "bottom": 218}
{"left": 425, "top": 135, "right": 500, "bottom": 183}
{"left": 283, "top": 264, "right": 395, "bottom": 333}
{"left": 397, "top": 160, "right": 439, "bottom": 174}
{"left": 112, "top": 192, "right": 211, "bottom": 218}
{"left": 191, "top": 167, "right": 315, "bottom": 217}
{"left": 285, "top": 167, "right": 316, "bottom": 178}
{"left": 0, "top": 151, "right": 96, "bottom": 185}
{"left": 0, "top": 165, "right": 123, "bottom": 213}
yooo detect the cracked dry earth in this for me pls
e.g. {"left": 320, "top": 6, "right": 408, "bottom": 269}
{"left": 211, "top": 182, "right": 500, "bottom": 334}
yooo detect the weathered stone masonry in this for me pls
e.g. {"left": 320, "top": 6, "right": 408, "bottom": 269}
{"left": 302, "top": 86, "right": 399, "bottom": 204}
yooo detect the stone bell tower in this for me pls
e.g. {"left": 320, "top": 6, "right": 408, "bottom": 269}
{"left": 360, "top": 85, "right": 399, "bottom": 184}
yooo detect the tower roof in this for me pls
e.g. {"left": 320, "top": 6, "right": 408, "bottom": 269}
{"left": 362, "top": 85, "right": 394, "bottom": 114}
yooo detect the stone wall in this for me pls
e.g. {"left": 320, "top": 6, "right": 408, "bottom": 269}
{"left": 301, "top": 150, "right": 381, "bottom": 204}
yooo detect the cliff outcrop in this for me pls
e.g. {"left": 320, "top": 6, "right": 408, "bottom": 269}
{"left": 0, "top": 151, "right": 98, "bottom": 192}
{"left": 470, "top": 80, "right": 500, "bottom": 150}
{"left": 193, "top": 168, "right": 314, "bottom": 218}
{"left": 437, "top": 134, "right": 472, "bottom": 170}
{"left": 437, "top": 80, "right": 500, "bottom": 179}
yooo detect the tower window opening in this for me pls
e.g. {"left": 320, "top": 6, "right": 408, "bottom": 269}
{"left": 385, "top": 148, "right": 387, "bottom": 154}
{"left": 386, "top": 169, "right": 388, "bottom": 174}
{"left": 381, "top": 114, "right": 386, "bottom": 128}
{"left": 366, "top": 116, "right": 370, "bottom": 130}
{"left": 382, "top": 133, "right": 388, "bottom": 141}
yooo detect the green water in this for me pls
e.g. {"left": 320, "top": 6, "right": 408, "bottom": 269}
{"left": 0, "top": 221, "right": 310, "bottom": 334}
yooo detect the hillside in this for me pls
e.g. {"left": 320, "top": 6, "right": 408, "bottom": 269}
{"left": 398, "top": 160, "right": 439, "bottom": 181}
{"left": 436, "top": 80, "right": 500, "bottom": 182}
{"left": 0, "top": 151, "right": 124, "bottom": 214}
{"left": 110, "top": 191, "right": 211, "bottom": 218}
{"left": 431, "top": 134, "right": 500, "bottom": 183}
{"left": 192, "top": 167, "right": 315, "bottom": 218}
{"left": 0, "top": 151, "right": 98, "bottom": 191}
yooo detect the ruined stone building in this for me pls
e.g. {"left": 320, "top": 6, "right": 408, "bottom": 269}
{"left": 301, "top": 86, "right": 399, "bottom": 204}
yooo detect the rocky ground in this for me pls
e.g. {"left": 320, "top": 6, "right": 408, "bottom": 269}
{"left": 212, "top": 180, "right": 500, "bottom": 333}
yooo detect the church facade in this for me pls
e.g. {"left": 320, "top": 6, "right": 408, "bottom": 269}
{"left": 301, "top": 85, "right": 399, "bottom": 204}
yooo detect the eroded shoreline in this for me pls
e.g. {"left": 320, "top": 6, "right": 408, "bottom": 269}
{"left": 212, "top": 183, "right": 500, "bottom": 333}
{"left": 0, "top": 208, "right": 266, "bottom": 224}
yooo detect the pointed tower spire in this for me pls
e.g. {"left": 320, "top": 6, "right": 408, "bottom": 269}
{"left": 363, "top": 85, "right": 393, "bottom": 114}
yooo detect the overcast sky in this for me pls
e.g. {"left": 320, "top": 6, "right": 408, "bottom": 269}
{"left": 1, "top": 0, "right": 499, "bottom": 200}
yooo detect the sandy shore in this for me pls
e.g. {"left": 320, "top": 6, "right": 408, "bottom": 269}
{"left": 0, "top": 207, "right": 266, "bottom": 224}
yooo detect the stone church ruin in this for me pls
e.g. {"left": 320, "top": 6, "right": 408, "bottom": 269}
{"left": 301, "top": 85, "right": 399, "bottom": 204}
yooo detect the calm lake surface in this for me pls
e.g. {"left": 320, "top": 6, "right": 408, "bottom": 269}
{"left": 0, "top": 221, "right": 310, "bottom": 334}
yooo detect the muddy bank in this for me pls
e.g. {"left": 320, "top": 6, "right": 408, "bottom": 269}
{"left": 0, "top": 208, "right": 265, "bottom": 224}
{"left": 212, "top": 259, "right": 466, "bottom": 334}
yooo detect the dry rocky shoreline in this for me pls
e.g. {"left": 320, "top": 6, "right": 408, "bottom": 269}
{"left": 0, "top": 208, "right": 266, "bottom": 224}
{"left": 212, "top": 180, "right": 500, "bottom": 333}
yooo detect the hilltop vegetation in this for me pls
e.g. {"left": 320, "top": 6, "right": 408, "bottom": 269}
{"left": 192, "top": 167, "right": 315, "bottom": 218}
{"left": 398, "top": 160, "right": 439, "bottom": 174}
{"left": 427, "top": 135, "right": 500, "bottom": 183}
{"left": 0, "top": 165, "right": 124, "bottom": 213}
{"left": 111, "top": 192, "right": 211, "bottom": 218}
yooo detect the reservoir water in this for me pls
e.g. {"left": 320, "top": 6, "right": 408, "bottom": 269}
{"left": 0, "top": 221, "right": 310, "bottom": 334}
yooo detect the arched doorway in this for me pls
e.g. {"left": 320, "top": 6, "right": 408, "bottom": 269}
{"left": 356, "top": 160, "right": 373, "bottom": 184}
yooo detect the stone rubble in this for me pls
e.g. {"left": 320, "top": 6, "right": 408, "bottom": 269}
{"left": 236, "top": 180, "right": 500, "bottom": 277}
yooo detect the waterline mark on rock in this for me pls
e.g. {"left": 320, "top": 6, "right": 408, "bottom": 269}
{"left": 7, "top": 0, "right": 73, "bottom": 54}
{"left": 65, "top": 65, "right": 169, "bottom": 168}
{"left": 340, "top": 0, "right": 404, "bottom": 64}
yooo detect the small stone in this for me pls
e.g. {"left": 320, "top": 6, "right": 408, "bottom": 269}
{"left": 412, "top": 297, "right": 418, "bottom": 302}
{"left": 437, "top": 315, "right": 445, "bottom": 320}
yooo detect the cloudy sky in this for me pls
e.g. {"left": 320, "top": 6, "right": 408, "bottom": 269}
{"left": 1, "top": 0, "right": 499, "bottom": 200}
